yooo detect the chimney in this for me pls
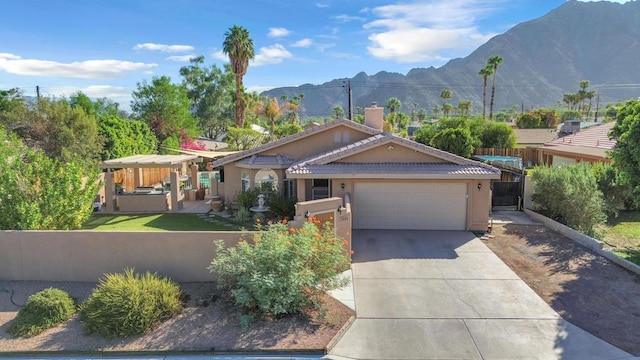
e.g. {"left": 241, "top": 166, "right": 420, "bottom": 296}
{"left": 364, "top": 102, "right": 384, "bottom": 131}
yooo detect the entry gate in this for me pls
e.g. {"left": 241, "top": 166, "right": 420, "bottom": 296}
{"left": 491, "top": 181, "right": 522, "bottom": 207}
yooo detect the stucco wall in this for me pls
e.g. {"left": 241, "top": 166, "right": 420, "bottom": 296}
{"left": 291, "top": 197, "right": 352, "bottom": 258}
{"left": 337, "top": 144, "right": 446, "bottom": 163}
{"left": 0, "top": 231, "right": 247, "bottom": 282}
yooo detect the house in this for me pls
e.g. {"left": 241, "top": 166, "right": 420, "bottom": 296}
{"left": 211, "top": 104, "right": 501, "bottom": 231}
{"left": 539, "top": 122, "right": 616, "bottom": 166}
{"left": 513, "top": 128, "right": 559, "bottom": 148}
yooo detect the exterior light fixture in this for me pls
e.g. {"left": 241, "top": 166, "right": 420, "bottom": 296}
{"left": 304, "top": 210, "right": 311, "bottom": 218}
{"left": 338, "top": 205, "right": 346, "bottom": 213}
{"left": 477, "top": 182, "right": 483, "bottom": 191}
{"left": 341, "top": 183, "right": 345, "bottom": 189}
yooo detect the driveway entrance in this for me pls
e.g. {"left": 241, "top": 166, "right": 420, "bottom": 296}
{"left": 328, "top": 230, "right": 631, "bottom": 360}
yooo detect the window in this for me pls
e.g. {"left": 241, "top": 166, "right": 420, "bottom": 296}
{"left": 333, "top": 130, "right": 351, "bottom": 144}
{"left": 241, "top": 173, "right": 250, "bottom": 192}
{"left": 255, "top": 169, "right": 278, "bottom": 193}
{"left": 312, "top": 179, "right": 330, "bottom": 200}
{"left": 284, "top": 178, "right": 297, "bottom": 199}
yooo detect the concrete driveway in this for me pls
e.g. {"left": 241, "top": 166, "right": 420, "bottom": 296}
{"left": 328, "top": 230, "right": 633, "bottom": 360}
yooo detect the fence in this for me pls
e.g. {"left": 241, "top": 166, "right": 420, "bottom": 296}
{"left": 474, "top": 147, "right": 542, "bottom": 168}
{"left": 113, "top": 168, "right": 172, "bottom": 191}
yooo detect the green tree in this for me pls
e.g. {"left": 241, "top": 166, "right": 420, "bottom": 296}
{"left": 487, "top": 55, "right": 503, "bottom": 121}
{"left": 457, "top": 100, "right": 473, "bottom": 116}
{"left": 0, "top": 88, "right": 23, "bottom": 113}
{"left": 223, "top": 25, "right": 255, "bottom": 128}
{"left": 478, "top": 65, "right": 493, "bottom": 120}
{"left": 273, "top": 123, "right": 303, "bottom": 139}
{"left": 609, "top": 99, "right": 640, "bottom": 205}
{"left": 481, "top": 122, "right": 516, "bottom": 148}
{"left": 416, "top": 108, "right": 427, "bottom": 122}
{"left": 99, "top": 116, "right": 157, "bottom": 160}
{"left": 332, "top": 105, "right": 345, "bottom": 119}
{"left": 131, "top": 76, "right": 199, "bottom": 146}
{"left": 179, "top": 57, "right": 235, "bottom": 139}
{"left": 429, "top": 127, "right": 474, "bottom": 157}
{"left": 442, "top": 103, "right": 454, "bottom": 118}
{"left": 516, "top": 108, "right": 559, "bottom": 129}
{"left": 0, "top": 127, "right": 101, "bottom": 230}
{"left": 414, "top": 124, "right": 438, "bottom": 145}
{"left": 385, "top": 97, "right": 402, "bottom": 114}
{"left": 225, "top": 126, "right": 263, "bottom": 150}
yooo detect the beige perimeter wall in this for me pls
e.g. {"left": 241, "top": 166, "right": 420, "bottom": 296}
{"left": 0, "top": 231, "right": 248, "bottom": 282}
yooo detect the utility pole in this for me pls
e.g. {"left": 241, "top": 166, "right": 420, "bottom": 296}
{"left": 594, "top": 93, "right": 600, "bottom": 122}
{"left": 343, "top": 80, "right": 353, "bottom": 120}
{"left": 36, "top": 85, "right": 41, "bottom": 103}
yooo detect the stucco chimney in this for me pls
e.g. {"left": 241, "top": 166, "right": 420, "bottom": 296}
{"left": 364, "top": 102, "right": 384, "bottom": 131}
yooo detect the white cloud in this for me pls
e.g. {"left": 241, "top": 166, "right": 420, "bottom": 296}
{"left": 0, "top": 53, "right": 158, "bottom": 79}
{"left": 364, "top": 0, "right": 503, "bottom": 63}
{"left": 252, "top": 44, "right": 293, "bottom": 66}
{"left": 331, "top": 14, "right": 366, "bottom": 23}
{"left": 578, "top": 0, "right": 631, "bottom": 2}
{"left": 291, "top": 38, "right": 313, "bottom": 48}
{"left": 316, "top": 2, "right": 329, "bottom": 8}
{"left": 268, "top": 27, "right": 291, "bottom": 38}
{"left": 246, "top": 85, "right": 277, "bottom": 93}
{"left": 211, "top": 50, "right": 227, "bottom": 62}
{"left": 166, "top": 55, "right": 197, "bottom": 62}
{"left": 133, "top": 43, "right": 194, "bottom": 52}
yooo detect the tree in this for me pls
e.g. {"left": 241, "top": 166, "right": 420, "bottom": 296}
{"left": 223, "top": 25, "right": 255, "bottom": 128}
{"left": 481, "top": 122, "right": 516, "bottom": 148}
{"left": 332, "top": 105, "right": 345, "bottom": 119}
{"left": 0, "top": 88, "right": 23, "bottom": 113}
{"left": 516, "top": 108, "right": 559, "bottom": 129}
{"left": 478, "top": 65, "right": 493, "bottom": 120}
{"left": 416, "top": 108, "right": 427, "bottom": 122}
{"left": 131, "top": 76, "right": 199, "bottom": 146}
{"left": 414, "top": 124, "right": 438, "bottom": 146}
{"left": 442, "top": 103, "right": 454, "bottom": 118}
{"left": 457, "top": 100, "right": 472, "bottom": 116}
{"left": 179, "top": 57, "right": 236, "bottom": 139}
{"left": 609, "top": 99, "right": 640, "bottom": 205}
{"left": 0, "top": 126, "right": 101, "bottom": 230}
{"left": 487, "top": 55, "right": 503, "bottom": 121}
{"left": 99, "top": 116, "right": 158, "bottom": 160}
{"left": 263, "top": 97, "right": 288, "bottom": 135}
{"left": 429, "top": 128, "right": 474, "bottom": 158}
{"left": 385, "top": 97, "right": 402, "bottom": 114}
{"left": 225, "top": 127, "right": 263, "bottom": 150}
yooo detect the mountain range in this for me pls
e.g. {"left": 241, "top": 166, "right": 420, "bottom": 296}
{"left": 262, "top": 0, "right": 640, "bottom": 117}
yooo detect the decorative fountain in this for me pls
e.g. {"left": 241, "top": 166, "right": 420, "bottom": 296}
{"left": 249, "top": 194, "right": 270, "bottom": 216}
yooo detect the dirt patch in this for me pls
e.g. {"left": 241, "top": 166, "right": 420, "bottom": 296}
{"left": 0, "top": 281, "right": 354, "bottom": 353}
{"left": 483, "top": 224, "right": 640, "bottom": 355}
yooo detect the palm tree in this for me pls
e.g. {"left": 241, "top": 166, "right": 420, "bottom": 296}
{"left": 478, "top": 65, "right": 493, "bottom": 120}
{"left": 223, "top": 25, "right": 255, "bottom": 128}
{"left": 487, "top": 55, "right": 503, "bottom": 121}
{"left": 440, "top": 89, "right": 452, "bottom": 117}
{"left": 386, "top": 97, "right": 402, "bottom": 114}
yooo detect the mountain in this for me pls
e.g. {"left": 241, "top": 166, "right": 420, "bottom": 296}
{"left": 262, "top": 0, "right": 640, "bottom": 117}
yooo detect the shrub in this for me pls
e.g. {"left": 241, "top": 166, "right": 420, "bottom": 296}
{"left": 80, "top": 269, "right": 183, "bottom": 338}
{"left": 235, "top": 207, "right": 251, "bottom": 225}
{"left": 531, "top": 163, "right": 606, "bottom": 236}
{"left": 209, "top": 219, "right": 350, "bottom": 322}
{"left": 429, "top": 127, "right": 474, "bottom": 157}
{"left": 268, "top": 195, "right": 297, "bottom": 220}
{"left": 7, "top": 288, "right": 76, "bottom": 338}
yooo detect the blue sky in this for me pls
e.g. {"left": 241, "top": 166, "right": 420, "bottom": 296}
{"left": 0, "top": 0, "right": 631, "bottom": 110}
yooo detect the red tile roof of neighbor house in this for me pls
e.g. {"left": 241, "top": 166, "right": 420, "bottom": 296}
{"left": 539, "top": 122, "right": 616, "bottom": 160}
{"left": 513, "top": 129, "right": 559, "bottom": 145}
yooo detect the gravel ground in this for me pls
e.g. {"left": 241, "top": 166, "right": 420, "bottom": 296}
{"left": 0, "top": 281, "right": 354, "bottom": 353}
{"left": 483, "top": 223, "right": 640, "bottom": 355}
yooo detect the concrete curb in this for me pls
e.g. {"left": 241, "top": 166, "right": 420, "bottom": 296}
{"left": 0, "top": 350, "right": 325, "bottom": 359}
{"left": 524, "top": 209, "right": 640, "bottom": 276}
{"left": 325, "top": 315, "right": 357, "bottom": 354}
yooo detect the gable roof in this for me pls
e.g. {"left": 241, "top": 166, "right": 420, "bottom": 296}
{"left": 539, "top": 122, "right": 616, "bottom": 159}
{"left": 287, "top": 133, "right": 501, "bottom": 178}
{"left": 211, "top": 119, "right": 381, "bottom": 167}
{"left": 514, "top": 129, "right": 559, "bottom": 145}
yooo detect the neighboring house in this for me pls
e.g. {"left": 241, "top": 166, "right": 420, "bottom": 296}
{"left": 539, "top": 121, "right": 616, "bottom": 166}
{"left": 513, "top": 129, "right": 559, "bottom": 148}
{"left": 211, "top": 104, "right": 500, "bottom": 231}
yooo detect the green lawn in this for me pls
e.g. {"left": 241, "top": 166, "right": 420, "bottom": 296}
{"left": 602, "top": 211, "right": 640, "bottom": 265}
{"left": 82, "top": 213, "right": 241, "bottom": 231}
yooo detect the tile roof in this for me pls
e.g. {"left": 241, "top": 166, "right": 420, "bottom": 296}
{"left": 545, "top": 122, "right": 616, "bottom": 149}
{"left": 211, "top": 119, "right": 381, "bottom": 167}
{"left": 237, "top": 154, "right": 296, "bottom": 167}
{"left": 286, "top": 162, "right": 501, "bottom": 178}
{"left": 538, "top": 144, "right": 611, "bottom": 159}
{"left": 514, "top": 129, "right": 559, "bottom": 145}
{"left": 100, "top": 154, "right": 198, "bottom": 169}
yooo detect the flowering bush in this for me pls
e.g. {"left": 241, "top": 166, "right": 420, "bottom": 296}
{"left": 209, "top": 218, "right": 350, "bottom": 321}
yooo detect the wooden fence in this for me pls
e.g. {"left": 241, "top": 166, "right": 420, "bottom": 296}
{"left": 474, "top": 147, "right": 542, "bottom": 168}
{"left": 113, "top": 168, "right": 172, "bottom": 191}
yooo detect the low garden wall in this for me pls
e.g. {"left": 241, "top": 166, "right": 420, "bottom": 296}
{"left": 0, "top": 231, "right": 248, "bottom": 282}
{"left": 524, "top": 209, "right": 640, "bottom": 276}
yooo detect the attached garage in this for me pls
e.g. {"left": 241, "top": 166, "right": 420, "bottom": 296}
{"left": 352, "top": 182, "right": 468, "bottom": 230}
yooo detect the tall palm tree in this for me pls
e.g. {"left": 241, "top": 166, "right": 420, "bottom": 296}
{"left": 386, "top": 97, "right": 402, "bottom": 114}
{"left": 223, "top": 25, "right": 255, "bottom": 128}
{"left": 487, "top": 55, "right": 503, "bottom": 121}
{"left": 440, "top": 89, "right": 452, "bottom": 117}
{"left": 478, "top": 65, "right": 493, "bottom": 120}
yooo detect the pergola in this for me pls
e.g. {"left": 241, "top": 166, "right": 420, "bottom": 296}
{"left": 100, "top": 154, "right": 200, "bottom": 212}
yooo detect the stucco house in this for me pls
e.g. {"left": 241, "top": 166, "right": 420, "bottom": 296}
{"left": 211, "top": 104, "right": 500, "bottom": 231}
{"left": 539, "top": 122, "right": 615, "bottom": 166}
